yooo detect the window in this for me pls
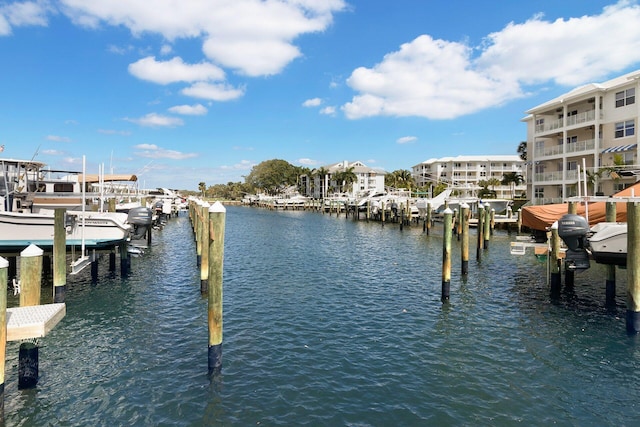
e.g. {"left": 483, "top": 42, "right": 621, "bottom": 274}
{"left": 615, "top": 88, "right": 635, "bottom": 108}
{"left": 534, "top": 187, "right": 544, "bottom": 198}
{"left": 615, "top": 120, "right": 635, "bottom": 138}
{"left": 566, "top": 161, "right": 577, "bottom": 171}
{"left": 566, "top": 135, "right": 577, "bottom": 144}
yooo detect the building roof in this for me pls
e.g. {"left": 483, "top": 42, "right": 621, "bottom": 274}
{"left": 526, "top": 68, "right": 640, "bottom": 114}
{"left": 413, "top": 155, "right": 523, "bottom": 168}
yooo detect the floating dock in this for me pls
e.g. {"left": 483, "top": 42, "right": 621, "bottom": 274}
{"left": 6, "top": 303, "right": 66, "bottom": 341}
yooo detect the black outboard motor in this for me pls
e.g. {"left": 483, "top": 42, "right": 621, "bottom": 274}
{"left": 557, "top": 214, "right": 591, "bottom": 271}
{"left": 127, "top": 207, "right": 154, "bottom": 240}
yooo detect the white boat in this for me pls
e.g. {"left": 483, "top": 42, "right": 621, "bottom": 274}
{"left": 0, "top": 157, "right": 144, "bottom": 252}
{"left": 0, "top": 209, "right": 131, "bottom": 252}
{"left": 558, "top": 214, "right": 627, "bottom": 269}
{"left": 587, "top": 222, "right": 627, "bottom": 266}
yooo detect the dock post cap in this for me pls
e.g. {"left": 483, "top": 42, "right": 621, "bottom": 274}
{"left": 0, "top": 256, "right": 8, "bottom": 268}
{"left": 209, "top": 201, "right": 226, "bottom": 213}
{"left": 202, "top": 201, "right": 210, "bottom": 208}
{"left": 21, "top": 244, "right": 44, "bottom": 257}
{"left": 443, "top": 207, "right": 453, "bottom": 215}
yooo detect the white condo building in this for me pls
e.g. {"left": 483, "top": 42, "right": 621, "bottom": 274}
{"left": 301, "top": 160, "right": 386, "bottom": 199}
{"left": 411, "top": 155, "right": 526, "bottom": 199}
{"left": 524, "top": 69, "right": 640, "bottom": 205}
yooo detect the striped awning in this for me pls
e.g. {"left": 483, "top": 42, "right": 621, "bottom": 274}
{"left": 601, "top": 143, "right": 637, "bottom": 153}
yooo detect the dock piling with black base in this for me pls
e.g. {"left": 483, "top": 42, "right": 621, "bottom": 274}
{"left": 208, "top": 202, "right": 226, "bottom": 375}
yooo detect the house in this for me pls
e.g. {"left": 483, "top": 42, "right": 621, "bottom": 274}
{"left": 411, "top": 155, "right": 525, "bottom": 199}
{"left": 300, "top": 160, "right": 386, "bottom": 198}
{"left": 523, "top": 69, "right": 640, "bottom": 205}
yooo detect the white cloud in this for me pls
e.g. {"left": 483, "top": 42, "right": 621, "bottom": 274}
{"left": 320, "top": 106, "right": 336, "bottom": 115}
{"left": 181, "top": 82, "right": 244, "bottom": 101}
{"left": 124, "top": 113, "right": 184, "bottom": 127}
{"left": 160, "top": 44, "right": 172, "bottom": 55}
{"left": 298, "top": 158, "right": 318, "bottom": 166}
{"left": 98, "top": 129, "right": 132, "bottom": 136}
{"left": 0, "top": 1, "right": 50, "bottom": 35}
{"left": 344, "top": 1, "right": 640, "bottom": 120}
{"left": 60, "top": 0, "right": 347, "bottom": 76}
{"left": 128, "top": 56, "right": 225, "bottom": 85}
{"left": 46, "top": 135, "right": 72, "bottom": 142}
{"left": 220, "top": 159, "right": 255, "bottom": 170}
{"left": 133, "top": 143, "right": 198, "bottom": 160}
{"left": 396, "top": 136, "right": 417, "bottom": 144}
{"left": 303, "top": 97, "right": 322, "bottom": 107}
{"left": 168, "top": 104, "right": 208, "bottom": 115}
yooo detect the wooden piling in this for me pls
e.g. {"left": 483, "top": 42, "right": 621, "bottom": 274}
{"left": 442, "top": 208, "right": 453, "bottom": 302}
{"left": 20, "top": 244, "right": 43, "bottom": 307}
{"left": 208, "top": 201, "right": 226, "bottom": 374}
{"left": 550, "top": 223, "right": 562, "bottom": 297}
{"left": 476, "top": 205, "right": 484, "bottom": 260}
{"left": 0, "top": 257, "right": 7, "bottom": 415}
{"left": 605, "top": 201, "right": 616, "bottom": 305}
{"left": 460, "top": 203, "right": 470, "bottom": 275}
{"left": 483, "top": 203, "right": 491, "bottom": 249}
{"left": 200, "top": 202, "right": 210, "bottom": 294}
{"left": 195, "top": 201, "right": 203, "bottom": 267}
{"left": 119, "top": 241, "right": 129, "bottom": 277}
{"left": 626, "top": 201, "right": 640, "bottom": 334}
{"left": 53, "top": 209, "right": 66, "bottom": 303}
{"left": 426, "top": 203, "right": 432, "bottom": 235}
{"left": 18, "top": 244, "right": 42, "bottom": 389}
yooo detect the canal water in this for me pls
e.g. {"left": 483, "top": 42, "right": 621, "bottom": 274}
{"left": 3, "top": 206, "right": 639, "bottom": 425}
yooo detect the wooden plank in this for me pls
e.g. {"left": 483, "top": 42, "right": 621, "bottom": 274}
{"left": 6, "top": 303, "right": 66, "bottom": 341}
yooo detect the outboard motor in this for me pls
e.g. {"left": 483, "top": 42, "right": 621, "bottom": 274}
{"left": 127, "top": 207, "right": 154, "bottom": 240}
{"left": 557, "top": 214, "right": 591, "bottom": 271}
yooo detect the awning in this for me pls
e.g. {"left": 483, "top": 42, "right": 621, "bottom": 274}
{"left": 601, "top": 143, "right": 637, "bottom": 153}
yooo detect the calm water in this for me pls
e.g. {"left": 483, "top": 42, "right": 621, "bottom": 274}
{"left": 3, "top": 206, "right": 640, "bottom": 426}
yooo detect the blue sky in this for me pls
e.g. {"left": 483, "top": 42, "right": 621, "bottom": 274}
{"left": 2, "top": 0, "right": 640, "bottom": 190}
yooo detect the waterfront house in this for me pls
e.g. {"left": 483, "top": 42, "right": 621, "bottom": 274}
{"left": 301, "top": 160, "right": 386, "bottom": 199}
{"left": 411, "top": 155, "right": 525, "bottom": 199}
{"left": 524, "top": 69, "right": 640, "bottom": 205}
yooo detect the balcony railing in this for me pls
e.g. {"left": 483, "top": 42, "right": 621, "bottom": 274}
{"left": 566, "top": 109, "right": 595, "bottom": 127}
{"left": 534, "top": 109, "right": 599, "bottom": 134}
{"left": 534, "top": 138, "right": 598, "bottom": 158}
{"left": 566, "top": 138, "right": 596, "bottom": 154}
{"left": 534, "top": 171, "right": 564, "bottom": 182}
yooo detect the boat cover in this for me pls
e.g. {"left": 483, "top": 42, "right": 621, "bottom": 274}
{"left": 521, "top": 181, "right": 640, "bottom": 231}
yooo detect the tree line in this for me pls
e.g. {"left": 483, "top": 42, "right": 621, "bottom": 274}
{"left": 192, "top": 142, "right": 528, "bottom": 200}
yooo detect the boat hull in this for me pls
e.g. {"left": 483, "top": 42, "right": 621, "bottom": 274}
{"left": 0, "top": 210, "right": 130, "bottom": 253}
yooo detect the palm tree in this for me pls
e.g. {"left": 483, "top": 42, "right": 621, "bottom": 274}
{"left": 315, "top": 167, "right": 328, "bottom": 198}
{"left": 501, "top": 172, "right": 524, "bottom": 199}
{"left": 198, "top": 181, "right": 207, "bottom": 198}
{"left": 517, "top": 141, "right": 527, "bottom": 161}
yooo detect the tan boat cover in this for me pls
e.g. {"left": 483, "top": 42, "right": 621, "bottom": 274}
{"left": 76, "top": 174, "right": 138, "bottom": 183}
{"left": 521, "top": 181, "right": 640, "bottom": 231}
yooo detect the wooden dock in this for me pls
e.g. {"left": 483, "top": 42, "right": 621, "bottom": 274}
{"left": 6, "top": 303, "right": 66, "bottom": 341}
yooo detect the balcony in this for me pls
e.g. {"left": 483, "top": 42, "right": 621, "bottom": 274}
{"left": 534, "top": 138, "right": 599, "bottom": 159}
{"left": 566, "top": 138, "right": 596, "bottom": 154}
{"left": 534, "top": 110, "right": 600, "bottom": 135}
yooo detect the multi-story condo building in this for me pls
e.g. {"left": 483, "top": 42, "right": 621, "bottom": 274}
{"left": 524, "top": 69, "right": 640, "bottom": 205}
{"left": 411, "top": 155, "right": 525, "bottom": 199}
{"left": 301, "top": 160, "right": 386, "bottom": 198}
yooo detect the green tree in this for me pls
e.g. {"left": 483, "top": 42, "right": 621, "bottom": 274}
{"left": 385, "top": 169, "right": 415, "bottom": 191}
{"left": 315, "top": 167, "right": 329, "bottom": 198}
{"left": 517, "top": 141, "right": 527, "bottom": 161}
{"left": 198, "top": 181, "right": 207, "bottom": 198}
{"left": 333, "top": 166, "right": 358, "bottom": 193}
{"left": 501, "top": 172, "right": 524, "bottom": 199}
{"left": 244, "top": 159, "right": 300, "bottom": 195}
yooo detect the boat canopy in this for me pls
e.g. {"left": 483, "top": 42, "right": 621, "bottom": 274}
{"left": 521, "top": 181, "right": 640, "bottom": 231}
{"left": 76, "top": 174, "right": 138, "bottom": 183}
